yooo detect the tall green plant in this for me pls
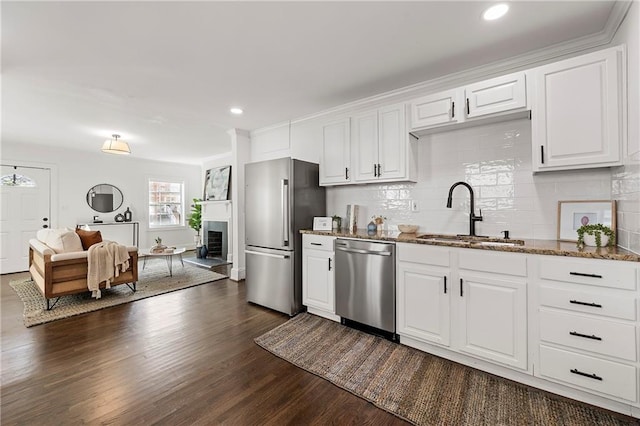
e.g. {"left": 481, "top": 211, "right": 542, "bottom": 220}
{"left": 188, "top": 198, "right": 202, "bottom": 235}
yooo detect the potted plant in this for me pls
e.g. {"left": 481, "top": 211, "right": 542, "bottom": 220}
{"left": 188, "top": 198, "right": 202, "bottom": 245}
{"left": 576, "top": 223, "right": 615, "bottom": 248}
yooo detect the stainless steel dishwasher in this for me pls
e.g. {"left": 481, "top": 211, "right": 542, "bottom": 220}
{"left": 334, "top": 238, "right": 396, "bottom": 339}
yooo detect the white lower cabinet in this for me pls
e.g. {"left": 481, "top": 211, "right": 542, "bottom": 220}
{"left": 532, "top": 254, "right": 640, "bottom": 406}
{"left": 302, "top": 234, "right": 338, "bottom": 321}
{"left": 396, "top": 243, "right": 640, "bottom": 417}
{"left": 397, "top": 244, "right": 450, "bottom": 346}
{"left": 456, "top": 250, "right": 528, "bottom": 370}
{"left": 457, "top": 272, "right": 527, "bottom": 369}
{"left": 397, "top": 244, "right": 527, "bottom": 370}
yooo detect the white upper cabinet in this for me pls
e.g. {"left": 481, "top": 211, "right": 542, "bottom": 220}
{"left": 410, "top": 89, "right": 460, "bottom": 130}
{"left": 409, "top": 72, "right": 527, "bottom": 132}
{"left": 319, "top": 118, "right": 351, "bottom": 185}
{"left": 531, "top": 46, "right": 623, "bottom": 172}
{"left": 353, "top": 103, "right": 414, "bottom": 183}
{"left": 378, "top": 104, "right": 409, "bottom": 180}
{"left": 320, "top": 103, "right": 416, "bottom": 186}
{"left": 352, "top": 110, "right": 379, "bottom": 182}
{"left": 465, "top": 72, "right": 527, "bottom": 118}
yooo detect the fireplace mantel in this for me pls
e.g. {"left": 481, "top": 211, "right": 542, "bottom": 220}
{"left": 200, "top": 200, "right": 232, "bottom": 222}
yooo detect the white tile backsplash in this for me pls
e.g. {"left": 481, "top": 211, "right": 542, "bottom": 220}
{"left": 612, "top": 163, "right": 640, "bottom": 254}
{"left": 327, "top": 119, "right": 617, "bottom": 241}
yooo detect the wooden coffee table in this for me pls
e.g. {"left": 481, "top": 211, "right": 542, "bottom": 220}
{"left": 141, "top": 247, "right": 186, "bottom": 277}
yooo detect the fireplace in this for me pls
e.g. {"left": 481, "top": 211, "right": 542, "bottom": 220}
{"left": 203, "top": 220, "right": 228, "bottom": 261}
{"left": 199, "top": 200, "right": 232, "bottom": 263}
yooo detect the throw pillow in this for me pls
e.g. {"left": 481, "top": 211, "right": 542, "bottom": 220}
{"left": 75, "top": 229, "right": 103, "bottom": 250}
{"left": 36, "top": 228, "right": 84, "bottom": 253}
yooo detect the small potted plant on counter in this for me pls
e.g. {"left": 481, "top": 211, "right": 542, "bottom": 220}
{"left": 576, "top": 223, "right": 615, "bottom": 248}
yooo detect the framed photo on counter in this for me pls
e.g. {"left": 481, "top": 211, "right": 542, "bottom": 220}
{"left": 557, "top": 200, "right": 616, "bottom": 242}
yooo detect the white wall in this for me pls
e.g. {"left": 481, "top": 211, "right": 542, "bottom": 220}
{"left": 2, "top": 141, "right": 202, "bottom": 249}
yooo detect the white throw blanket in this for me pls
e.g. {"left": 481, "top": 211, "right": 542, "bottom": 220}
{"left": 87, "top": 241, "right": 131, "bottom": 299}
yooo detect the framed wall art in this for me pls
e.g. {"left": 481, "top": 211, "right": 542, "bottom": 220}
{"left": 204, "top": 165, "right": 231, "bottom": 201}
{"left": 557, "top": 200, "right": 616, "bottom": 242}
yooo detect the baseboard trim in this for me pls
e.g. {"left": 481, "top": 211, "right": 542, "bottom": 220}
{"left": 230, "top": 267, "right": 245, "bottom": 281}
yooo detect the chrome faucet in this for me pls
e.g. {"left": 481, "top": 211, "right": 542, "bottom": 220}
{"left": 446, "top": 181, "right": 483, "bottom": 237}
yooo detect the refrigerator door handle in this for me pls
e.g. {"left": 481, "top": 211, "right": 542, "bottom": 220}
{"left": 245, "top": 250, "right": 290, "bottom": 260}
{"left": 281, "top": 179, "right": 289, "bottom": 246}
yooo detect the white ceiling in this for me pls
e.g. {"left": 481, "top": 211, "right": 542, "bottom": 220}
{"left": 1, "top": 1, "right": 620, "bottom": 165}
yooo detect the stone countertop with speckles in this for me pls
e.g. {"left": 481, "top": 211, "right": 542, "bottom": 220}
{"left": 300, "top": 229, "right": 640, "bottom": 262}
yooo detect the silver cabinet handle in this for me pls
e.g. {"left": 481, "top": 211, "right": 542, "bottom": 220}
{"left": 245, "top": 250, "right": 290, "bottom": 259}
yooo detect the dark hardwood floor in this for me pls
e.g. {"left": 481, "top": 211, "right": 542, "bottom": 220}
{"left": 1, "top": 271, "right": 408, "bottom": 425}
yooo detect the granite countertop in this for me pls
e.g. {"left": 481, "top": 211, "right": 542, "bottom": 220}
{"left": 300, "top": 229, "right": 640, "bottom": 262}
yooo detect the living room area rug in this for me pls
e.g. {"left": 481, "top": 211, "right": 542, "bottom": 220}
{"left": 10, "top": 262, "right": 227, "bottom": 327}
{"left": 255, "top": 313, "right": 636, "bottom": 426}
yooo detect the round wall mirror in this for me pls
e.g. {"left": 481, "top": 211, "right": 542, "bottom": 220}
{"left": 86, "top": 184, "right": 124, "bottom": 213}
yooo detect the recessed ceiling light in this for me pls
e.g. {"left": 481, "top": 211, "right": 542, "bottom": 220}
{"left": 230, "top": 107, "right": 243, "bottom": 115}
{"left": 483, "top": 3, "right": 509, "bottom": 21}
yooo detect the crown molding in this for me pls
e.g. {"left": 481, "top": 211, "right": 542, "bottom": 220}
{"left": 286, "top": 1, "right": 632, "bottom": 127}
{"left": 250, "top": 120, "right": 290, "bottom": 136}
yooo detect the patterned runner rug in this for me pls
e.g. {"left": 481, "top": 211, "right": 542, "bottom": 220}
{"left": 10, "top": 262, "right": 227, "bottom": 327}
{"left": 255, "top": 313, "right": 636, "bottom": 425}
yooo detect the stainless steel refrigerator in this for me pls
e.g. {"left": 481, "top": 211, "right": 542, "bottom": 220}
{"left": 245, "top": 158, "right": 326, "bottom": 315}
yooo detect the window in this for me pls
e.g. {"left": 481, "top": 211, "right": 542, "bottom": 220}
{"left": 1, "top": 173, "right": 36, "bottom": 187}
{"left": 148, "top": 179, "right": 184, "bottom": 228}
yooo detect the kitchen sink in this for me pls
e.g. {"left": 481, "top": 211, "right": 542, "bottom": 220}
{"left": 416, "top": 234, "right": 525, "bottom": 246}
{"left": 475, "top": 241, "right": 521, "bottom": 247}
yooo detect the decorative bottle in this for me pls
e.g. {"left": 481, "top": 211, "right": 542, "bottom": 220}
{"left": 124, "top": 207, "right": 132, "bottom": 222}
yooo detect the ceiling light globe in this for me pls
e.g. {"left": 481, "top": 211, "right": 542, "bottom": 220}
{"left": 483, "top": 3, "right": 509, "bottom": 21}
{"left": 230, "top": 107, "right": 243, "bottom": 115}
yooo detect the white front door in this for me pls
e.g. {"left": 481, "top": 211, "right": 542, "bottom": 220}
{"left": 0, "top": 165, "right": 51, "bottom": 274}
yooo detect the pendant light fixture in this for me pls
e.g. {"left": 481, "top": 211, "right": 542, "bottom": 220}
{"left": 101, "top": 134, "right": 131, "bottom": 155}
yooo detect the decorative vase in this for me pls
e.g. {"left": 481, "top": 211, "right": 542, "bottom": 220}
{"left": 200, "top": 245, "right": 208, "bottom": 259}
{"left": 124, "top": 207, "right": 132, "bottom": 222}
{"left": 583, "top": 234, "right": 609, "bottom": 247}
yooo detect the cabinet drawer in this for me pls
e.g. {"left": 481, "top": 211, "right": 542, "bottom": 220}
{"left": 459, "top": 250, "right": 526, "bottom": 277}
{"left": 539, "top": 284, "right": 637, "bottom": 321}
{"left": 303, "top": 234, "right": 336, "bottom": 251}
{"left": 539, "top": 309, "right": 636, "bottom": 361}
{"left": 538, "top": 345, "right": 637, "bottom": 402}
{"left": 397, "top": 243, "right": 449, "bottom": 267}
{"left": 538, "top": 257, "right": 637, "bottom": 290}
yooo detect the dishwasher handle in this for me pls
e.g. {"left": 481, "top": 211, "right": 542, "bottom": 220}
{"left": 335, "top": 246, "right": 392, "bottom": 256}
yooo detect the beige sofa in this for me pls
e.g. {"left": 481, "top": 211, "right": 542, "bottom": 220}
{"left": 28, "top": 230, "right": 138, "bottom": 310}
